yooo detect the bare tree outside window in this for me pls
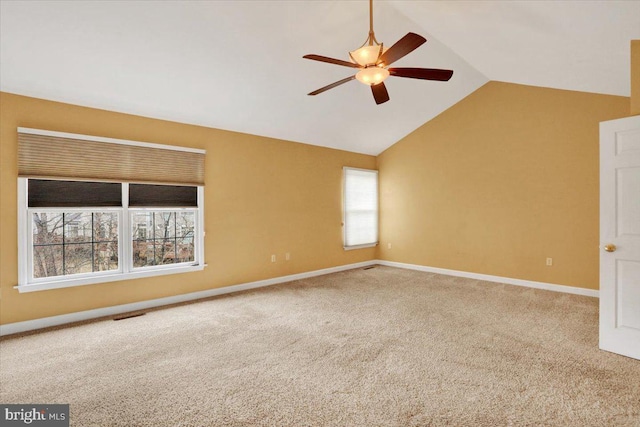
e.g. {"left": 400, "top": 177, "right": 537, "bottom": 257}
{"left": 33, "top": 213, "right": 64, "bottom": 278}
{"left": 132, "top": 211, "right": 195, "bottom": 268}
{"left": 32, "top": 212, "right": 118, "bottom": 279}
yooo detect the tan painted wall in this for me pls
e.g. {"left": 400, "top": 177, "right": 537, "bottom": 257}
{"left": 0, "top": 92, "right": 376, "bottom": 325}
{"left": 632, "top": 40, "right": 640, "bottom": 116}
{"left": 377, "top": 81, "right": 629, "bottom": 290}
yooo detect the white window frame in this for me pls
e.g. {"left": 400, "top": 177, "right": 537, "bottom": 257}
{"left": 128, "top": 207, "right": 200, "bottom": 272}
{"left": 342, "top": 167, "right": 379, "bottom": 250}
{"left": 17, "top": 178, "right": 205, "bottom": 293}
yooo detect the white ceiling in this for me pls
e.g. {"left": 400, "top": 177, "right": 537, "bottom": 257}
{"left": 1, "top": 1, "right": 639, "bottom": 155}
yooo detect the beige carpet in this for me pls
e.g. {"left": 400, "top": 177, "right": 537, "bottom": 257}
{"left": 1, "top": 266, "right": 639, "bottom": 426}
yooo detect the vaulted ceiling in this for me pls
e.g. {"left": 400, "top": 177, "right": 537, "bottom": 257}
{"left": 1, "top": 1, "right": 639, "bottom": 155}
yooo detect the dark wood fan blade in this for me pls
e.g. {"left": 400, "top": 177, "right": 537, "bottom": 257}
{"left": 388, "top": 67, "right": 453, "bottom": 81}
{"left": 303, "top": 54, "right": 362, "bottom": 69}
{"left": 377, "top": 32, "right": 426, "bottom": 66}
{"left": 308, "top": 75, "right": 356, "bottom": 96}
{"left": 371, "top": 82, "right": 390, "bottom": 105}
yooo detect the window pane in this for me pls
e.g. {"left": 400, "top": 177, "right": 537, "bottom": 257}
{"left": 176, "top": 237, "right": 194, "bottom": 263}
{"left": 176, "top": 212, "right": 195, "bottom": 237}
{"left": 33, "top": 213, "right": 64, "bottom": 245}
{"left": 155, "top": 240, "right": 176, "bottom": 265}
{"left": 94, "top": 212, "right": 118, "bottom": 241}
{"left": 94, "top": 241, "right": 118, "bottom": 272}
{"left": 345, "top": 212, "right": 377, "bottom": 246}
{"left": 32, "top": 211, "right": 119, "bottom": 279}
{"left": 154, "top": 212, "right": 175, "bottom": 239}
{"left": 64, "top": 243, "right": 93, "bottom": 275}
{"left": 345, "top": 175, "right": 378, "bottom": 211}
{"left": 133, "top": 241, "right": 154, "bottom": 268}
{"left": 33, "top": 245, "right": 63, "bottom": 278}
{"left": 131, "top": 210, "right": 196, "bottom": 268}
{"left": 64, "top": 212, "right": 92, "bottom": 243}
{"left": 132, "top": 212, "right": 152, "bottom": 240}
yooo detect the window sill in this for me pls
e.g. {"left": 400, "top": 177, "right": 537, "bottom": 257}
{"left": 343, "top": 243, "right": 378, "bottom": 251}
{"left": 15, "top": 263, "right": 206, "bottom": 293}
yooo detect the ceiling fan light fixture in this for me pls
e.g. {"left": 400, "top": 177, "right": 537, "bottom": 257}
{"left": 303, "top": 0, "right": 452, "bottom": 105}
{"left": 355, "top": 66, "right": 390, "bottom": 86}
{"left": 349, "top": 44, "right": 383, "bottom": 67}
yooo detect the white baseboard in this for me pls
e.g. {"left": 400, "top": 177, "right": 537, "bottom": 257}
{"left": 0, "top": 260, "right": 376, "bottom": 336}
{"left": 376, "top": 260, "right": 599, "bottom": 298}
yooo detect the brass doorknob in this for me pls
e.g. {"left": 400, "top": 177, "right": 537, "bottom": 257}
{"left": 604, "top": 244, "right": 616, "bottom": 253}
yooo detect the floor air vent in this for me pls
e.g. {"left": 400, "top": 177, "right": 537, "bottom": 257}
{"left": 113, "top": 312, "right": 146, "bottom": 321}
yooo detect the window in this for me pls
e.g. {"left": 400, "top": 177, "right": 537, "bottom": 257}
{"left": 18, "top": 179, "right": 204, "bottom": 292}
{"left": 17, "top": 127, "right": 206, "bottom": 293}
{"left": 343, "top": 167, "right": 378, "bottom": 249}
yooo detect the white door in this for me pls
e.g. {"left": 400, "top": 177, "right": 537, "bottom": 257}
{"left": 600, "top": 114, "right": 640, "bottom": 360}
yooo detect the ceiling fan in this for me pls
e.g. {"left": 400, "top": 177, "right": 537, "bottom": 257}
{"left": 303, "top": 0, "right": 453, "bottom": 105}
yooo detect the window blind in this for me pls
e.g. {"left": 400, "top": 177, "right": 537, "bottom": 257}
{"left": 343, "top": 167, "right": 378, "bottom": 248}
{"left": 28, "top": 179, "right": 122, "bottom": 207}
{"left": 129, "top": 184, "right": 198, "bottom": 207}
{"left": 18, "top": 128, "right": 205, "bottom": 186}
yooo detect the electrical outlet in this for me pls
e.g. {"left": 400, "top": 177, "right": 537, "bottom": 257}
{"left": 546, "top": 258, "right": 553, "bottom": 266}
{"left": 285, "top": 252, "right": 290, "bottom": 261}
{"left": 271, "top": 254, "right": 276, "bottom": 263}
{"left": 388, "top": 243, "right": 392, "bottom": 249}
